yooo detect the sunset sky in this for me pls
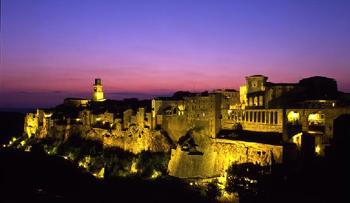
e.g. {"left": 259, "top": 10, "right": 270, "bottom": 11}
{"left": 1, "top": 0, "right": 350, "bottom": 108}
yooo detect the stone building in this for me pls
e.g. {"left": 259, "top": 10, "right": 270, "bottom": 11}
{"left": 24, "top": 76, "right": 350, "bottom": 179}
{"left": 93, "top": 78, "right": 105, "bottom": 102}
{"left": 230, "top": 75, "right": 350, "bottom": 156}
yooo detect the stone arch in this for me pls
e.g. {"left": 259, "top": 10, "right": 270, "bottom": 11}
{"left": 308, "top": 111, "right": 325, "bottom": 126}
{"left": 259, "top": 96, "right": 264, "bottom": 106}
{"left": 249, "top": 97, "right": 253, "bottom": 106}
{"left": 287, "top": 111, "right": 300, "bottom": 125}
{"left": 254, "top": 97, "right": 258, "bottom": 106}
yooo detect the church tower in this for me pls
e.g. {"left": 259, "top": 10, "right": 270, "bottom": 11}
{"left": 93, "top": 78, "right": 104, "bottom": 102}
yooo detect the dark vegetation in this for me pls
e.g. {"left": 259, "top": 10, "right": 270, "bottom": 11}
{"left": 205, "top": 179, "right": 222, "bottom": 202}
{"left": 225, "top": 158, "right": 349, "bottom": 203}
{"left": 9, "top": 135, "right": 170, "bottom": 180}
{"left": 0, "top": 112, "right": 25, "bottom": 145}
{"left": 0, "top": 148, "right": 209, "bottom": 203}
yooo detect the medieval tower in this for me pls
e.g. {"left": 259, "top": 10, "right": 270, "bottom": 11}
{"left": 93, "top": 78, "right": 104, "bottom": 101}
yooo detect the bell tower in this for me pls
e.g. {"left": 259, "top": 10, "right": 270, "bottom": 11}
{"left": 93, "top": 78, "right": 104, "bottom": 102}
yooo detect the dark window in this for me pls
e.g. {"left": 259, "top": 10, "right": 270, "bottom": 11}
{"left": 262, "top": 112, "right": 265, "bottom": 123}
{"left": 270, "top": 112, "right": 274, "bottom": 124}
{"left": 275, "top": 111, "right": 278, "bottom": 124}
{"left": 254, "top": 112, "right": 257, "bottom": 122}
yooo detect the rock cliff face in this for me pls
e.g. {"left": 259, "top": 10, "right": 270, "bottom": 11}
{"left": 103, "top": 129, "right": 171, "bottom": 154}
{"left": 214, "top": 140, "right": 283, "bottom": 175}
{"left": 168, "top": 139, "right": 282, "bottom": 179}
{"left": 168, "top": 144, "right": 218, "bottom": 178}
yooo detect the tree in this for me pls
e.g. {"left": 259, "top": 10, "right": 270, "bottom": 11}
{"left": 206, "top": 179, "right": 222, "bottom": 201}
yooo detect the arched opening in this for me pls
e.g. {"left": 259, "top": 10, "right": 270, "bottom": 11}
{"left": 254, "top": 97, "right": 258, "bottom": 106}
{"left": 308, "top": 111, "right": 325, "bottom": 126}
{"left": 308, "top": 111, "right": 325, "bottom": 133}
{"left": 249, "top": 97, "right": 253, "bottom": 106}
{"left": 259, "top": 96, "right": 263, "bottom": 106}
{"left": 287, "top": 111, "right": 301, "bottom": 125}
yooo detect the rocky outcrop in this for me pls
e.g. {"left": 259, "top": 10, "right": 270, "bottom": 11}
{"left": 104, "top": 130, "right": 171, "bottom": 154}
{"left": 168, "top": 139, "right": 282, "bottom": 179}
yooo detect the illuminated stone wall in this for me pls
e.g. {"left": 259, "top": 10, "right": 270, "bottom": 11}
{"left": 214, "top": 140, "right": 283, "bottom": 173}
{"left": 24, "top": 113, "right": 38, "bottom": 138}
{"left": 161, "top": 115, "right": 190, "bottom": 141}
{"left": 23, "top": 106, "right": 172, "bottom": 154}
{"left": 24, "top": 110, "right": 54, "bottom": 139}
{"left": 103, "top": 130, "right": 171, "bottom": 153}
{"left": 286, "top": 108, "right": 350, "bottom": 155}
{"left": 168, "top": 144, "right": 218, "bottom": 178}
{"left": 168, "top": 139, "right": 282, "bottom": 179}
{"left": 222, "top": 109, "right": 284, "bottom": 133}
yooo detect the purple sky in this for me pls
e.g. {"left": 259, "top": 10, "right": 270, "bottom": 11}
{"left": 1, "top": 0, "right": 350, "bottom": 108}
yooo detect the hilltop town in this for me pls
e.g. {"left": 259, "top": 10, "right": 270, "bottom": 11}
{"left": 23, "top": 76, "right": 350, "bottom": 178}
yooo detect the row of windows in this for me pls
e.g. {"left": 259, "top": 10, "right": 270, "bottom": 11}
{"left": 248, "top": 96, "right": 264, "bottom": 106}
{"left": 229, "top": 111, "right": 279, "bottom": 124}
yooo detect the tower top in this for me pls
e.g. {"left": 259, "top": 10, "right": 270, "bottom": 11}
{"left": 95, "top": 78, "right": 102, "bottom": 85}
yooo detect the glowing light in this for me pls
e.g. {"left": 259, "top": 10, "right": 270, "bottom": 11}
{"left": 130, "top": 162, "right": 138, "bottom": 173}
{"left": 292, "top": 112, "right": 298, "bottom": 118}
{"left": 178, "top": 105, "right": 184, "bottom": 111}
{"left": 2, "top": 144, "right": 6, "bottom": 148}
{"left": 151, "top": 170, "right": 161, "bottom": 179}
{"left": 315, "top": 146, "right": 321, "bottom": 154}
{"left": 95, "top": 168, "right": 105, "bottom": 179}
{"left": 44, "top": 113, "right": 53, "bottom": 118}
{"left": 190, "top": 182, "right": 193, "bottom": 186}
{"left": 332, "top": 103, "right": 335, "bottom": 107}
{"left": 310, "top": 114, "right": 316, "bottom": 120}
